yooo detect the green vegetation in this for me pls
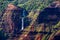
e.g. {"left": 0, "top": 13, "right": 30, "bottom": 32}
{"left": 0, "top": 0, "right": 54, "bottom": 13}
{"left": 0, "top": 0, "right": 60, "bottom": 40}
{"left": 18, "top": 0, "right": 53, "bottom": 11}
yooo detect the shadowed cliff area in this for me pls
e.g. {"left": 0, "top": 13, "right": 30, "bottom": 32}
{"left": 0, "top": 3, "right": 30, "bottom": 40}
{"left": 0, "top": 0, "right": 60, "bottom": 40}
{"left": 37, "top": 8, "right": 60, "bottom": 25}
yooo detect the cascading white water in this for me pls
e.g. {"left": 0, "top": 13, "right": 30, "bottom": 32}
{"left": 21, "top": 18, "right": 24, "bottom": 30}
{"left": 21, "top": 10, "right": 25, "bottom": 30}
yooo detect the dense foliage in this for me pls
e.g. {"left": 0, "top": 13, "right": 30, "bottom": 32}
{"left": 0, "top": 0, "right": 60, "bottom": 40}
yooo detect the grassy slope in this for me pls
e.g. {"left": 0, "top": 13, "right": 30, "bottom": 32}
{"left": 18, "top": 0, "right": 53, "bottom": 11}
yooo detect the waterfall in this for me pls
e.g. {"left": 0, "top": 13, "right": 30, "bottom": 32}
{"left": 21, "top": 18, "right": 24, "bottom": 30}
{"left": 21, "top": 10, "right": 25, "bottom": 30}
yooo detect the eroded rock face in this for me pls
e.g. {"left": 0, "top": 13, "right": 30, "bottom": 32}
{"left": 2, "top": 4, "right": 28, "bottom": 34}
